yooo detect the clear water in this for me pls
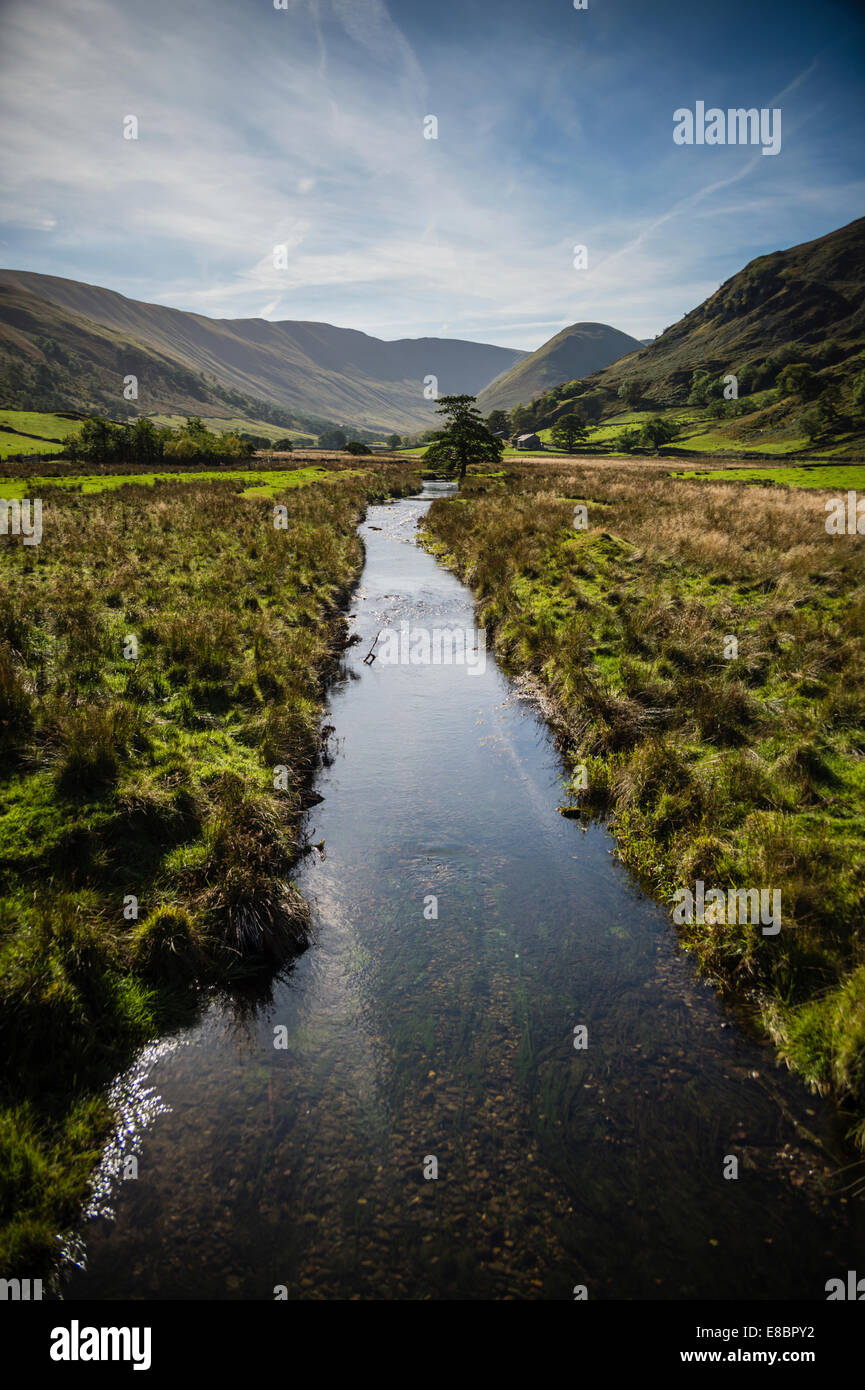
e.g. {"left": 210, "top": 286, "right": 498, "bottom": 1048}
{"left": 63, "top": 484, "right": 864, "bottom": 1301}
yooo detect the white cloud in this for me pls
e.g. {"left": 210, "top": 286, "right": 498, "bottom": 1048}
{"left": 0, "top": 0, "right": 856, "bottom": 349}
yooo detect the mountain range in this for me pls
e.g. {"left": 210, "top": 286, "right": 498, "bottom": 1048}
{"left": 0, "top": 271, "right": 641, "bottom": 434}
{"left": 0, "top": 270, "right": 525, "bottom": 433}
{"left": 2, "top": 217, "right": 861, "bottom": 437}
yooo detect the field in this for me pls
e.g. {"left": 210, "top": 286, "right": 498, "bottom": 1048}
{"left": 0, "top": 466, "right": 365, "bottom": 500}
{"left": 421, "top": 459, "right": 865, "bottom": 1144}
{"left": 0, "top": 459, "right": 420, "bottom": 1275}
{"left": 398, "top": 399, "right": 862, "bottom": 466}
{"left": 571, "top": 404, "right": 817, "bottom": 456}
{"left": 400, "top": 445, "right": 860, "bottom": 482}
{"left": 0, "top": 410, "right": 84, "bottom": 460}
{"left": 674, "top": 463, "right": 865, "bottom": 490}
{"left": 538, "top": 407, "right": 706, "bottom": 448}
{"left": 0, "top": 409, "right": 322, "bottom": 464}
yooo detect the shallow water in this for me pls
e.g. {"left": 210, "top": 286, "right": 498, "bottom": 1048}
{"left": 64, "top": 483, "right": 864, "bottom": 1300}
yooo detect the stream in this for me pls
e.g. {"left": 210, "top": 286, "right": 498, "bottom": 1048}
{"left": 63, "top": 481, "right": 864, "bottom": 1301}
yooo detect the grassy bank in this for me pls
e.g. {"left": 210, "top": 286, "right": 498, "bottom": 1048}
{"left": 0, "top": 461, "right": 419, "bottom": 1275}
{"left": 421, "top": 461, "right": 865, "bottom": 1144}
{"left": 0, "top": 465, "right": 362, "bottom": 500}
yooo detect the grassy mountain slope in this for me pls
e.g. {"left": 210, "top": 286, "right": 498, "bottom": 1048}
{"left": 477, "top": 321, "right": 643, "bottom": 414}
{"left": 582, "top": 216, "right": 865, "bottom": 407}
{"left": 0, "top": 270, "right": 525, "bottom": 432}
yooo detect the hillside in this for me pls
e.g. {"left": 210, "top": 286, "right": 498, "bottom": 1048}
{"left": 477, "top": 321, "right": 643, "bottom": 414}
{"left": 0, "top": 270, "right": 526, "bottom": 432}
{"left": 580, "top": 216, "right": 865, "bottom": 408}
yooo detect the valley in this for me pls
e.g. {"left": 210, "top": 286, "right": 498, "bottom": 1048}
{"left": 1, "top": 214, "right": 863, "bottom": 1309}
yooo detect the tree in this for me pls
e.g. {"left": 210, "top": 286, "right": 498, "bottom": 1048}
{"left": 423, "top": 394, "right": 504, "bottom": 481}
{"left": 688, "top": 370, "right": 713, "bottom": 406}
{"left": 550, "top": 413, "right": 587, "bottom": 453}
{"left": 510, "top": 403, "right": 534, "bottom": 434}
{"left": 72, "top": 417, "right": 122, "bottom": 464}
{"left": 183, "top": 416, "right": 211, "bottom": 442}
{"left": 852, "top": 371, "right": 865, "bottom": 417}
{"left": 615, "top": 428, "right": 641, "bottom": 453}
{"left": 220, "top": 433, "right": 256, "bottom": 459}
{"left": 777, "top": 362, "right": 816, "bottom": 400}
{"left": 813, "top": 339, "right": 842, "bottom": 367}
{"left": 618, "top": 379, "right": 643, "bottom": 406}
{"left": 319, "top": 427, "right": 347, "bottom": 450}
{"left": 485, "top": 409, "right": 511, "bottom": 436}
{"left": 344, "top": 440, "right": 372, "bottom": 454}
{"left": 639, "top": 416, "right": 679, "bottom": 451}
{"left": 273, "top": 437, "right": 294, "bottom": 451}
{"left": 577, "top": 393, "right": 604, "bottom": 424}
{"left": 163, "top": 434, "right": 200, "bottom": 461}
{"left": 129, "top": 416, "right": 161, "bottom": 465}
{"left": 816, "top": 382, "right": 841, "bottom": 433}
{"left": 797, "top": 409, "right": 821, "bottom": 442}
{"left": 386, "top": 433, "right": 402, "bottom": 451}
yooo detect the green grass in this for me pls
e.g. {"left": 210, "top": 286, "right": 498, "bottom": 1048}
{"left": 0, "top": 436, "right": 66, "bottom": 460}
{"left": 422, "top": 460, "right": 865, "bottom": 1149}
{"left": 0, "top": 460, "right": 421, "bottom": 1277}
{"left": 0, "top": 411, "right": 83, "bottom": 460}
{"left": 530, "top": 402, "right": 865, "bottom": 461}
{"left": 674, "top": 464, "right": 865, "bottom": 490}
{"left": 238, "top": 468, "right": 365, "bottom": 498}
{"left": 674, "top": 428, "right": 812, "bottom": 455}
{"left": 0, "top": 466, "right": 361, "bottom": 499}
{"left": 0, "top": 410, "right": 83, "bottom": 440}
{"left": 0, "top": 409, "right": 321, "bottom": 462}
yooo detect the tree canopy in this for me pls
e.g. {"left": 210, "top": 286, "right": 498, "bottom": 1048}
{"left": 67, "top": 415, "right": 255, "bottom": 466}
{"left": 319, "top": 427, "right": 348, "bottom": 450}
{"left": 550, "top": 413, "right": 587, "bottom": 453}
{"left": 485, "top": 409, "right": 511, "bottom": 436}
{"left": 424, "top": 395, "right": 504, "bottom": 480}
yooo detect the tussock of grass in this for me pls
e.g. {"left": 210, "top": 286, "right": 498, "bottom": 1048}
{"left": 130, "top": 905, "right": 207, "bottom": 982}
{"left": 422, "top": 460, "right": 865, "bottom": 1143}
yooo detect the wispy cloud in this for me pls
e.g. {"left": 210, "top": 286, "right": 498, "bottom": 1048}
{"left": 0, "top": 0, "right": 861, "bottom": 348}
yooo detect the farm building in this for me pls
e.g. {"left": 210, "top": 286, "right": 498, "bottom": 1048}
{"left": 515, "top": 433, "right": 542, "bottom": 450}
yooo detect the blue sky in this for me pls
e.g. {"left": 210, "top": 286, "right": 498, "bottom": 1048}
{"left": 0, "top": 0, "right": 863, "bottom": 349}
